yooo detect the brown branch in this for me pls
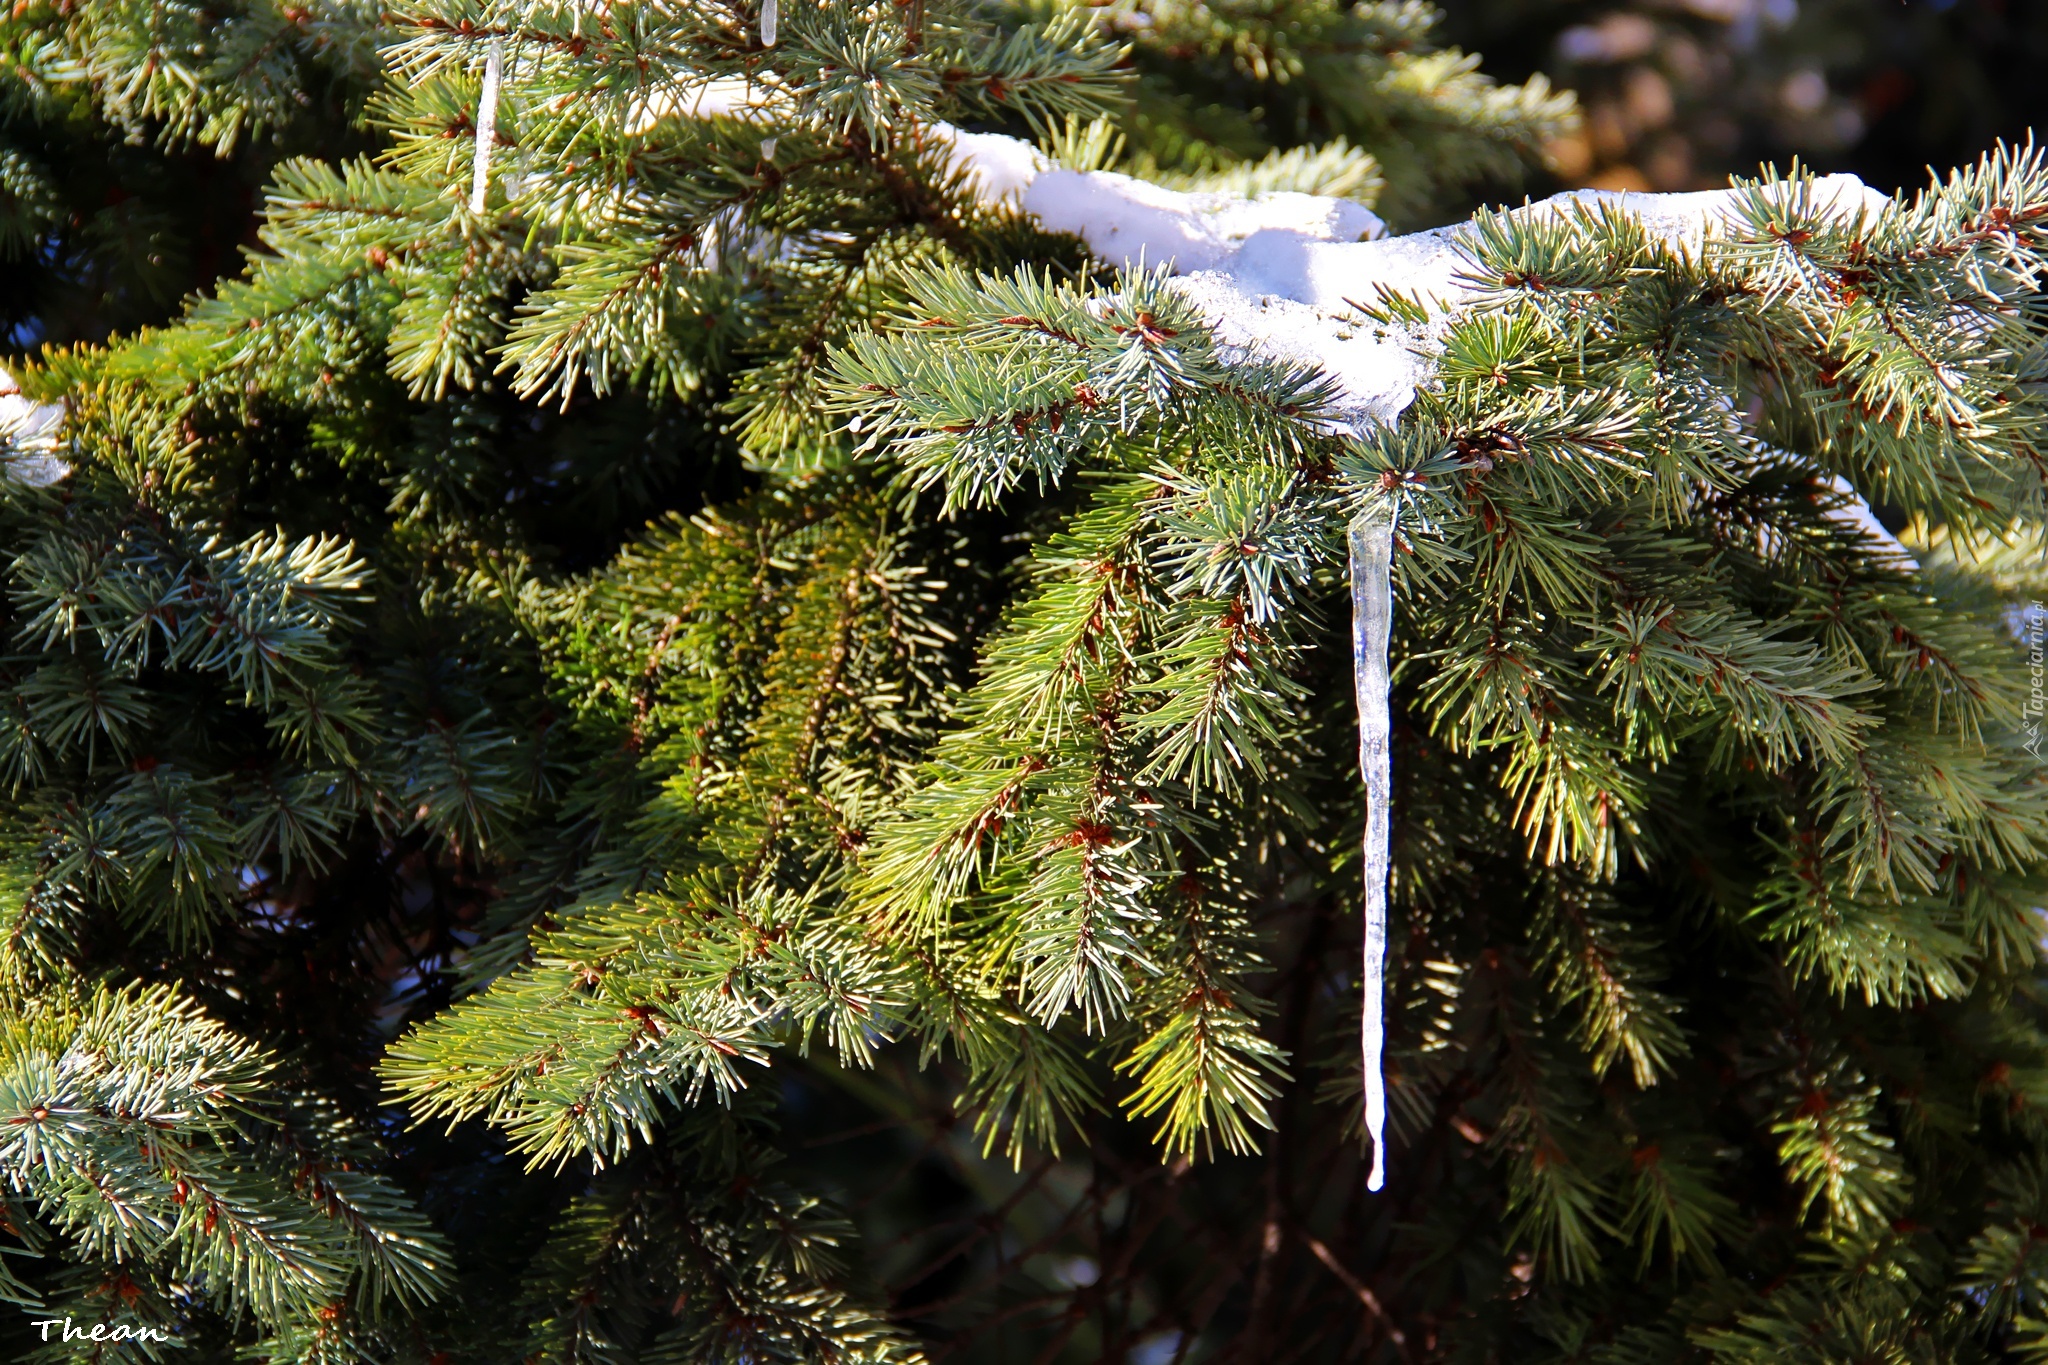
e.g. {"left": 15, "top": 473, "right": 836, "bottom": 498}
{"left": 1295, "top": 1225, "right": 1414, "bottom": 1365}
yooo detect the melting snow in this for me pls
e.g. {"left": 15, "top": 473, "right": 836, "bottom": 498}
{"left": 950, "top": 131, "right": 1888, "bottom": 425}
{"left": 938, "top": 128, "right": 1908, "bottom": 560}
{"left": 0, "top": 367, "right": 66, "bottom": 487}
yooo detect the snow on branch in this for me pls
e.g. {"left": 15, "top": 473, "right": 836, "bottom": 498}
{"left": 933, "top": 124, "right": 1911, "bottom": 562}
{"left": 939, "top": 124, "right": 1886, "bottom": 424}
{"left": 0, "top": 367, "right": 65, "bottom": 488}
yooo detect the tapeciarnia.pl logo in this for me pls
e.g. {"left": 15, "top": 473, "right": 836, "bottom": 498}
{"left": 2025, "top": 600, "right": 2045, "bottom": 761}
{"left": 30, "top": 1315, "right": 174, "bottom": 1345}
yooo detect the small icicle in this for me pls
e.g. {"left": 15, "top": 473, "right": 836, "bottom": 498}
{"left": 760, "top": 0, "right": 778, "bottom": 47}
{"left": 1349, "top": 501, "right": 1397, "bottom": 1193}
{"left": 469, "top": 37, "right": 505, "bottom": 214}
{"left": 760, "top": 135, "right": 779, "bottom": 161}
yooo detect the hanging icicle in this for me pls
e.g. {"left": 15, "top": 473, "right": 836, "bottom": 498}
{"left": 1349, "top": 500, "right": 1397, "bottom": 1193}
{"left": 760, "top": 0, "right": 779, "bottom": 46}
{"left": 468, "top": 37, "right": 505, "bottom": 214}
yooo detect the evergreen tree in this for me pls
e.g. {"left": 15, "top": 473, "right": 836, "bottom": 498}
{"left": 1, "top": 1, "right": 2045, "bottom": 1363}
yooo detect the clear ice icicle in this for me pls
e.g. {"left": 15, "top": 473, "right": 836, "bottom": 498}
{"left": 761, "top": 0, "right": 778, "bottom": 46}
{"left": 1349, "top": 502, "right": 1397, "bottom": 1192}
{"left": 468, "top": 38, "right": 504, "bottom": 214}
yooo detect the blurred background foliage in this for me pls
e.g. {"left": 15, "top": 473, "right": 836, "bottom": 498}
{"left": 1451, "top": 0, "right": 2048, "bottom": 198}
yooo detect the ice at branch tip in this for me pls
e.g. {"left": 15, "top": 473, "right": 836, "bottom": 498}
{"left": 761, "top": 0, "right": 777, "bottom": 46}
{"left": 469, "top": 38, "right": 504, "bottom": 213}
{"left": 1349, "top": 503, "right": 1397, "bottom": 1193}
{"left": 0, "top": 367, "right": 68, "bottom": 487}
